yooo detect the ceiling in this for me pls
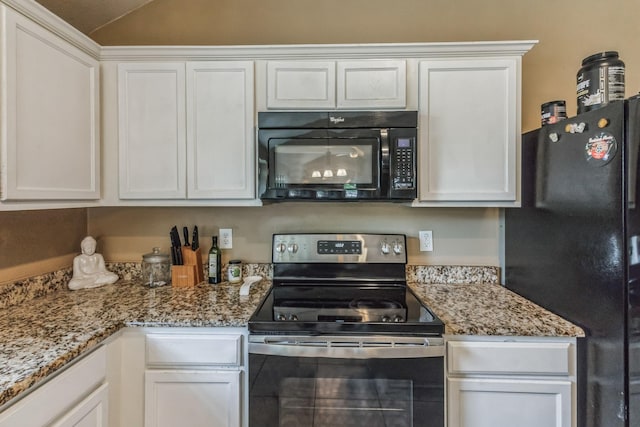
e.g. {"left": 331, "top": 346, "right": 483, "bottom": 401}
{"left": 35, "top": 0, "right": 155, "bottom": 35}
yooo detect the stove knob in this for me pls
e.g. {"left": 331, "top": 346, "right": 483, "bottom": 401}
{"left": 289, "top": 314, "right": 298, "bottom": 321}
{"left": 276, "top": 313, "right": 286, "bottom": 321}
{"left": 287, "top": 243, "right": 299, "bottom": 254}
{"left": 393, "top": 315, "right": 404, "bottom": 323}
{"left": 275, "top": 243, "right": 287, "bottom": 253}
{"left": 380, "top": 242, "right": 390, "bottom": 255}
{"left": 392, "top": 241, "right": 403, "bottom": 255}
{"left": 381, "top": 315, "right": 391, "bottom": 323}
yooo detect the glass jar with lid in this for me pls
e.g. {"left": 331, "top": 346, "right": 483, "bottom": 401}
{"left": 142, "top": 247, "right": 171, "bottom": 287}
{"left": 227, "top": 259, "right": 243, "bottom": 284}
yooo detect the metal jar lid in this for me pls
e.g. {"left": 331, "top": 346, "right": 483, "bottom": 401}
{"left": 143, "top": 247, "right": 170, "bottom": 263}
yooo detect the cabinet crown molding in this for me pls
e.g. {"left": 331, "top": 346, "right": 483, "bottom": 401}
{"left": 100, "top": 41, "right": 538, "bottom": 62}
{"left": 1, "top": 0, "right": 100, "bottom": 58}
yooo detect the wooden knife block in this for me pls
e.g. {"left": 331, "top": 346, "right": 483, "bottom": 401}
{"left": 171, "top": 247, "right": 204, "bottom": 287}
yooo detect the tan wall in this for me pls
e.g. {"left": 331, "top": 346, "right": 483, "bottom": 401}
{"left": 88, "top": 205, "right": 500, "bottom": 265}
{"left": 90, "top": 0, "right": 640, "bottom": 131}
{"left": 0, "top": 209, "right": 87, "bottom": 282}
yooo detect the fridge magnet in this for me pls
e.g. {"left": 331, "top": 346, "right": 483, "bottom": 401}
{"left": 585, "top": 132, "right": 617, "bottom": 166}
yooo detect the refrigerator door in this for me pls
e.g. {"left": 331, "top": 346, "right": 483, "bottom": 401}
{"left": 506, "top": 101, "right": 627, "bottom": 427}
{"left": 627, "top": 95, "right": 640, "bottom": 426}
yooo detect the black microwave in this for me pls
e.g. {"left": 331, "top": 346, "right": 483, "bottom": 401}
{"left": 257, "top": 111, "right": 417, "bottom": 202}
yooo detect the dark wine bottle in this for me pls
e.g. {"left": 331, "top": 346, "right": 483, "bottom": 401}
{"left": 208, "top": 236, "right": 222, "bottom": 284}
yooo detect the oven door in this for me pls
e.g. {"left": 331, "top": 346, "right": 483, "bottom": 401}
{"left": 259, "top": 129, "right": 383, "bottom": 200}
{"left": 248, "top": 335, "right": 444, "bottom": 427}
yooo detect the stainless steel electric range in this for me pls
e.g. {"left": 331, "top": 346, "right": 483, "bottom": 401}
{"left": 248, "top": 233, "right": 445, "bottom": 427}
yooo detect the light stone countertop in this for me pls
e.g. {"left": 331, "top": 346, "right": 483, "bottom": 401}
{"left": 0, "top": 264, "right": 584, "bottom": 410}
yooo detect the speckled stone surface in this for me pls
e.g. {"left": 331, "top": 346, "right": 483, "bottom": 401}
{"left": 0, "top": 263, "right": 583, "bottom": 410}
{"left": 0, "top": 264, "right": 272, "bottom": 409}
{"left": 406, "top": 265, "right": 500, "bottom": 285}
{"left": 408, "top": 281, "right": 585, "bottom": 337}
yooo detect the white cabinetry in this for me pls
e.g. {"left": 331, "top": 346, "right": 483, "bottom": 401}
{"left": 118, "top": 63, "right": 186, "bottom": 199}
{"left": 0, "top": 3, "right": 100, "bottom": 203}
{"left": 186, "top": 62, "right": 255, "bottom": 199}
{"left": 51, "top": 384, "right": 109, "bottom": 427}
{"left": 266, "top": 60, "right": 406, "bottom": 109}
{"left": 446, "top": 337, "right": 576, "bottom": 427}
{"left": 142, "top": 329, "right": 245, "bottom": 427}
{"left": 116, "top": 61, "right": 254, "bottom": 201}
{"left": 415, "top": 58, "right": 519, "bottom": 206}
{"left": 0, "top": 346, "right": 108, "bottom": 427}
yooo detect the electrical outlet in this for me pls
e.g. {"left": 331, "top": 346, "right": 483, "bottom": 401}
{"left": 419, "top": 230, "right": 433, "bottom": 252}
{"left": 219, "top": 228, "right": 233, "bottom": 249}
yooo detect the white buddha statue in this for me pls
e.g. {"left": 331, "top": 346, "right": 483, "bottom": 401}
{"left": 68, "top": 236, "right": 118, "bottom": 290}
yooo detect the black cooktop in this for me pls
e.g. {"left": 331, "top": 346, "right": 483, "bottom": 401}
{"left": 248, "top": 284, "right": 444, "bottom": 337}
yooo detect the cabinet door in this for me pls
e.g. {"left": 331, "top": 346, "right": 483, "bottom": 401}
{"left": 118, "top": 63, "right": 186, "bottom": 199}
{"left": 0, "top": 5, "right": 99, "bottom": 200}
{"left": 186, "top": 62, "right": 255, "bottom": 199}
{"left": 418, "top": 59, "right": 517, "bottom": 202}
{"left": 51, "top": 383, "right": 109, "bottom": 427}
{"left": 145, "top": 370, "right": 241, "bottom": 427}
{"left": 267, "top": 61, "right": 336, "bottom": 109}
{"left": 336, "top": 60, "right": 406, "bottom": 109}
{"left": 447, "top": 378, "right": 572, "bottom": 427}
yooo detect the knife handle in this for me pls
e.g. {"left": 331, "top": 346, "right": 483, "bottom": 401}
{"left": 183, "top": 226, "right": 190, "bottom": 247}
{"left": 191, "top": 226, "right": 199, "bottom": 250}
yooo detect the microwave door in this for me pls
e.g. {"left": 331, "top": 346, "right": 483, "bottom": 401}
{"left": 270, "top": 137, "right": 380, "bottom": 195}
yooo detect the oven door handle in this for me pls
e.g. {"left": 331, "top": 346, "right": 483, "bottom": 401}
{"left": 248, "top": 336, "right": 444, "bottom": 359}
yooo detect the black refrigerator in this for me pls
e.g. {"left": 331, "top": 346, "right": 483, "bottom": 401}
{"left": 505, "top": 95, "right": 640, "bottom": 427}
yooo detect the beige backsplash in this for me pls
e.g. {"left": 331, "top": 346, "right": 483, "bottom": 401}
{"left": 0, "top": 209, "right": 87, "bottom": 282}
{"left": 87, "top": 204, "right": 501, "bottom": 266}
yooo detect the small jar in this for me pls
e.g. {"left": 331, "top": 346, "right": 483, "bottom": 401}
{"left": 142, "top": 247, "right": 171, "bottom": 287}
{"left": 227, "top": 260, "right": 243, "bottom": 284}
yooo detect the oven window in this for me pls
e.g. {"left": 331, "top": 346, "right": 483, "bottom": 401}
{"left": 270, "top": 139, "right": 376, "bottom": 187}
{"left": 249, "top": 354, "right": 444, "bottom": 427}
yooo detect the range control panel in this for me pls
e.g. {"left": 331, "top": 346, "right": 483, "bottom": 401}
{"left": 272, "top": 233, "right": 406, "bottom": 264}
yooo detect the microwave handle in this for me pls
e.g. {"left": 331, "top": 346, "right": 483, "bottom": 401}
{"left": 380, "top": 128, "right": 390, "bottom": 179}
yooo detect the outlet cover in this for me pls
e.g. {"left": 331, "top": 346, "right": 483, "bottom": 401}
{"left": 219, "top": 228, "right": 233, "bottom": 249}
{"left": 419, "top": 230, "right": 433, "bottom": 252}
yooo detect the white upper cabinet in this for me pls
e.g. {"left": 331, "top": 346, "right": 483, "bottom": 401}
{"left": 186, "top": 61, "right": 255, "bottom": 199}
{"left": 115, "top": 60, "right": 255, "bottom": 202}
{"left": 118, "top": 63, "right": 187, "bottom": 199}
{"left": 336, "top": 60, "right": 406, "bottom": 109}
{"left": 267, "top": 61, "right": 336, "bottom": 109}
{"left": 0, "top": 4, "right": 100, "bottom": 202}
{"left": 416, "top": 58, "right": 519, "bottom": 205}
{"left": 266, "top": 59, "right": 406, "bottom": 110}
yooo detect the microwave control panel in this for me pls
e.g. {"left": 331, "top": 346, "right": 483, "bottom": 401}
{"left": 391, "top": 137, "right": 416, "bottom": 190}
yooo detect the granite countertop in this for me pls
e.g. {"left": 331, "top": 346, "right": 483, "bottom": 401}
{"left": 0, "top": 278, "right": 272, "bottom": 409}
{"left": 0, "top": 264, "right": 584, "bottom": 410}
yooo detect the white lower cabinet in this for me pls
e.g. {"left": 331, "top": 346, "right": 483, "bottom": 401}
{"left": 145, "top": 370, "right": 240, "bottom": 427}
{"left": 104, "top": 328, "right": 247, "bottom": 427}
{"left": 445, "top": 337, "right": 576, "bottom": 427}
{"left": 0, "top": 346, "right": 108, "bottom": 427}
{"left": 143, "top": 330, "right": 245, "bottom": 427}
{"left": 51, "top": 383, "right": 109, "bottom": 427}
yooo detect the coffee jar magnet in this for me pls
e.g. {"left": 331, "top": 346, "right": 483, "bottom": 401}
{"left": 577, "top": 51, "right": 625, "bottom": 114}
